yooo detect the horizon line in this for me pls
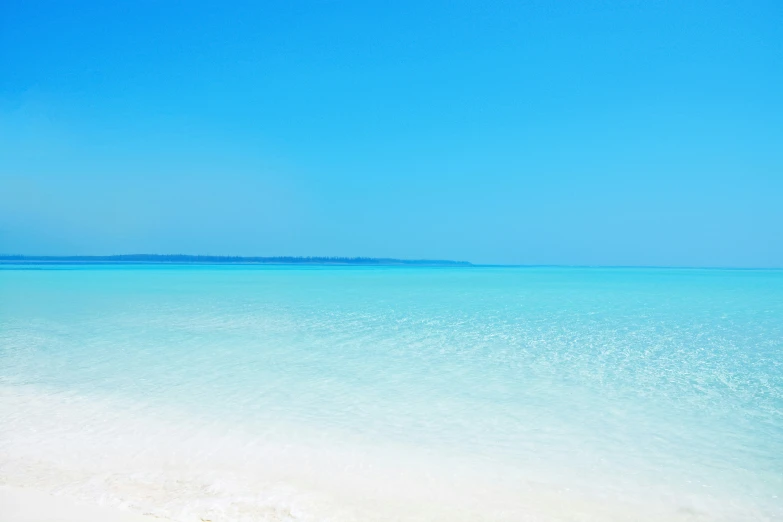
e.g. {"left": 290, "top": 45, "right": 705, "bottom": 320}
{"left": 0, "top": 254, "right": 781, "bottom": 271}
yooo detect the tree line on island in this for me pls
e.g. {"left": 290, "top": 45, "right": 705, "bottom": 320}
{"left": 0, "top": 254, "right": 472, "bottom": 267}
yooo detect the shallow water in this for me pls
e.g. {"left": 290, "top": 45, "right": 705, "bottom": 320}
{"left": 1, "top": 265, "right": 782, "bottom": 521}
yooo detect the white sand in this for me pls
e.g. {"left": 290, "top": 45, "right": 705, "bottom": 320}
{"left": 0, "top": 486, "right": 163, "bottom": 522}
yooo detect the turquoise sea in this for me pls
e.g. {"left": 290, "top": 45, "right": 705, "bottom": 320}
{"left": 1, "top": 265, "right": 782, "bottom": 521}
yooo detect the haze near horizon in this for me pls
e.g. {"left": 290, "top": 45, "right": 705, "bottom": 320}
{"left": 1, "top": 1, "right": 781, "bottom": 267}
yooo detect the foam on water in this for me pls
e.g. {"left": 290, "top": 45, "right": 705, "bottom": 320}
{"left": 1, "top": 266, "right": 782, "bottom": 520}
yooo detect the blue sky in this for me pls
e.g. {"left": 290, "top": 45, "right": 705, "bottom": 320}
{"left": 1, "top": 1, "right": 781, "bottom": 266}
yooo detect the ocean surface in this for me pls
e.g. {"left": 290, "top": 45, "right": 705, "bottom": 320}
{"left": 1, "top": 265, "right": 781, "bottom": 521}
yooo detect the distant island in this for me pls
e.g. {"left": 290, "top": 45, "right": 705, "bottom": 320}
{"left": 0, "top": 255, "right": 472, "bottom": 267}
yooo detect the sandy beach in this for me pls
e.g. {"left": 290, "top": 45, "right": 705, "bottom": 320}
{"left": 0, "top": 487, "right": 161, "bottom": 522}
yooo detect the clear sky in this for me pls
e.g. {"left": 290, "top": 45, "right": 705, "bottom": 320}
{"left": 1, "top": 1, "right": 781, "bottom": 266}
